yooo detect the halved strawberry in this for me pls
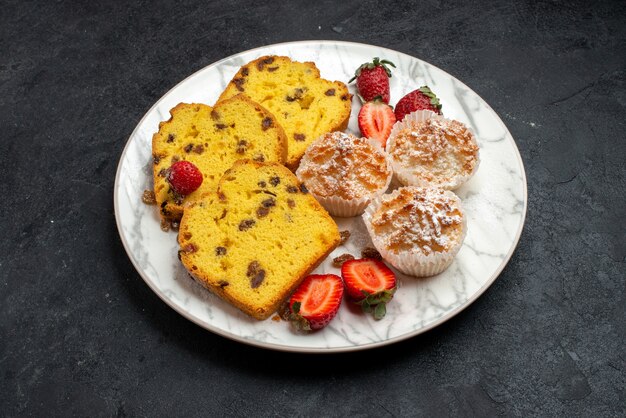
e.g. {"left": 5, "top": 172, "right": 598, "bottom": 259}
{"left": 341, "top": 259, "right": 396, "bottom": 320}
{"left": 394, "top": 86, "right": 442, "bottom": 122}
{"left": 288, "top": 274, "right": 344, "bottom": 331}
{"left": 357, "top": 100, "right": 396, "bottom": 147}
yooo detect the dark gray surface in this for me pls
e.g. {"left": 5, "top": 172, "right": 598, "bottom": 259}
{"left": 1, "top": 0, "right": 624, "bottom": 416}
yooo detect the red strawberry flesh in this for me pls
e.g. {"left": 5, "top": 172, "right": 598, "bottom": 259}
{"left": 289, "top": 274, "right": 344, "bottom": 331}
{"left": 354, "top": 262, "right": 384, "bottom": 288}
{"left": 358, "top": 101, "right": 396, "bottom": 147}
{"left": 342, "top": 259, "right": 396, "bottom": 300}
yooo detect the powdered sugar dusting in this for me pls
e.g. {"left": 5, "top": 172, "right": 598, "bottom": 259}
{"left": 389, "top": 117, "right": 479, "bottom": 189}
{"left": 370, "top": 187, "right": 464, "bottom": 255}
{"left": 296, "top": 131, "right": 392, "bottom": 199}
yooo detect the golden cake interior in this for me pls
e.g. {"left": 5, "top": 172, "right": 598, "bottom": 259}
{"left": 178, "top": 160, "right": 340, "bottom": 320}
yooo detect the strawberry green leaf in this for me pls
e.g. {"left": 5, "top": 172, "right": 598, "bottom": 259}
{"left": 292, "top": 301, "right": 301, "bottom": 314}
{"left": 374, "top": 303, "right": 387, "bottom": 320}
{"left": 355, "top": 289, "right": 395, "bottom": 319}
{"left": 373, "top": 57, "right": 396, "bottom": 77}
{"left": 350, "top": 57, "right": 396, "bottom": 82}
{"left": 418, "top": 86, "right": 442, "bottom": 111}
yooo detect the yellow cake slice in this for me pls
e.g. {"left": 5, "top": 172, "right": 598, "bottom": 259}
{"left": 151, "top": 94, "right": 287, "bottom": 222}
{"left": 217, "top": 55, "right": 352, "bottom": 170}
{"left": 178, "top": 160, "right": 340, "bottom": 320}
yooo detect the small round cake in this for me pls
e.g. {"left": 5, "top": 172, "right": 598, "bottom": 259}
{"left": 363, "top": 186, "right": 467, "bottom": 277}
{"left": 386, "top": 110, "right": 479, "bottom": 190}
{"left": 296, "top": 131, "right": 393, "bottom": 217}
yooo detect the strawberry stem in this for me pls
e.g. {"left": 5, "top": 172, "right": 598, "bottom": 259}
{"left": 374, "top": 303, "right": 387, "bottom": 320}
{"left": 356, "top": 289, "right": 396, "bottom": 320}
{"left": 288, "top": 302, "right": 312, "bottom": 332}
{"left": 349, "top": 57, "right": 396, "bottom": 82}
{"left": 292, "top": 301, "right": 301, "bottom": 314}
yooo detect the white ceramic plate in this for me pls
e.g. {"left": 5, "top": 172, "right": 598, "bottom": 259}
{"left": 114, "top": 41, "right": 527, "bottom": 353}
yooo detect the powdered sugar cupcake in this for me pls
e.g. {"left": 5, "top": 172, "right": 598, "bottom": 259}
{"left": 386, "top": 110, "right": 479, "bottom": 190}
{"left": 363, "top": 186, "right": 467, "bottom": 277}
{"left": 296, "top": 131, "right": 393, "bottom": 217}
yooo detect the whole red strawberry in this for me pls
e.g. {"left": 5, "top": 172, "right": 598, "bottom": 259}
{"left": 341, "top": 259, "right": 396, "bottom": 320}
{"left": 349, "top": 57, "right": 396, "bottom": 104}
{"left": 288, "top": 274, "right": 344, "bottom": 331}
{"left": 358, "top": 100, "right": 396, "bottom": 147}
{"left": 167, "top": 160, "right": 203, "bottom": 195}
{"left": 394, "top": 86, "right": 442, "bottom": 122}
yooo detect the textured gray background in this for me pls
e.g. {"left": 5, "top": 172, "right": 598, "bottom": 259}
{"left": 1, "top": 0, "right": 624, "bottom": 416}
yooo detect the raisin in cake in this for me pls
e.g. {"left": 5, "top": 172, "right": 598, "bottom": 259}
{"left": 178, "top": 160, "right": 340, "bottom": 320}
{"left": 217, "top": 55, "right": 352, "bottom": 170}
{"left": 152, "top": 94, "right": 287, "bottom": 222}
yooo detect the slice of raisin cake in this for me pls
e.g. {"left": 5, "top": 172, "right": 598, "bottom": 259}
{"left": 152, "top": 94, "right": 287, "bottom": 222}
{"left": 178, "top": 160, "right": 340, "bottom": 320}
{"left": 217, "top": 56, "right": 352, "bottom": 170}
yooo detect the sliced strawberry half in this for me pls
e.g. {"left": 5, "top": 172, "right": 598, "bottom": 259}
{"left": 288, "top": 274, "right": 344, "bottom": 331}
{"left": 357, "top": 100, "right": 396, "bottom": 147}
{"left": 341, "top": 259, "right": 396, "bottom": 320}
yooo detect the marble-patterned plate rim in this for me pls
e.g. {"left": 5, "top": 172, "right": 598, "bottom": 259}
{"left": 114, "top": 40, "right": 527, "bottom": 353}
